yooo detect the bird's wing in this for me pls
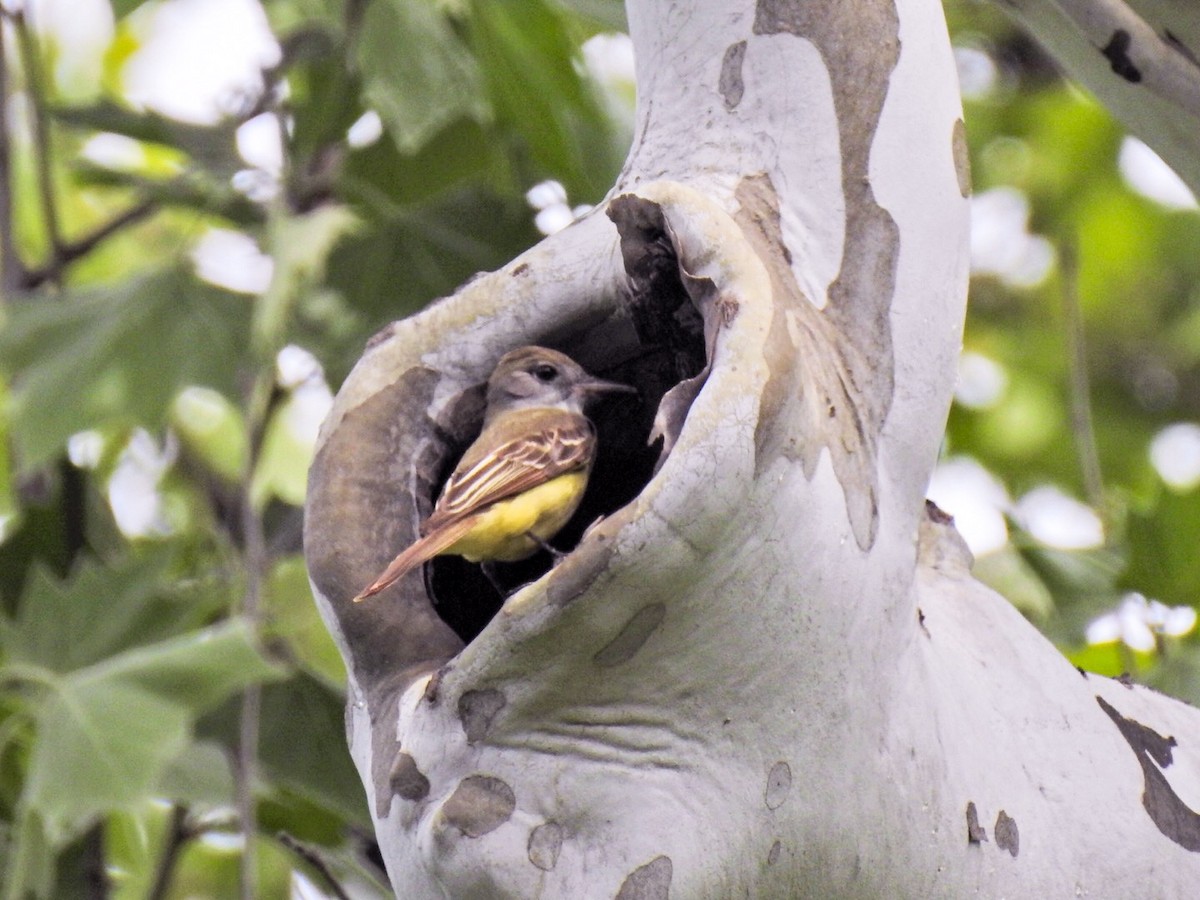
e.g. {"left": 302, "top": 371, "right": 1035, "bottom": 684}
{"left": 352, "top": 515, "right": 480, "bottom": 601}
{"left": 424, "top": 416, "right": 595, "bottom": 532}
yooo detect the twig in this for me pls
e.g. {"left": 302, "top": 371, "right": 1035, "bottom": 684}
{"left": 146, "top": 805, "right": 190, "bottom": 900}
{"left": 83, "top": 823, "right": 110, "bottom": 900}
{"left": 0, "top": 9, "right": 25, "bottom": 295}
{"left": 11, "top": 6, "right": 63, "bottom": 284}
{"left": 20, "top": 200, "right": 156, "bottom": 289}
{"left": 236, "top": 372, "right": 281, "bottom": 900}
{"left": 1059, "top": 239, "right": 1104, "bottom": 512}
{"left": 276, "top": 833, "right": 353, "bottom": 900}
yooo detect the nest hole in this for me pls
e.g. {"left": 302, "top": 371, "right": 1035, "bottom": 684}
{"left": 428, "top": 204, "right": 707, "bottom": 644}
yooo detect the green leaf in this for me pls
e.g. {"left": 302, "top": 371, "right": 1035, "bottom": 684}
{"left": 23, "top": 620, "right": 285, "bottom": 844}
{"left": 468, "top": 0, "right": 622, "bottom": 199}
{"left": 199, "top": 672, "right": 368, "bottom": 828}
{"left": 326, "top": 186, "right": 540, "bottom": 325}
{"left": 356, "top": 0, "right": 488, "bottom": 154}
{"left": 51, "top": 101, "right": 243, "bottom": 175}
{"left": 0, "top": 549, "right": 211, "bottom": 673}
{"left": 171, "top": 386, "right": 249, "bottom": 485}
{"left": 255, "top": 204, "right": 359, "bottom": 356}
{"left": 0, "top": 269, "right": 253, "bottom": 470}
{"left": 265, "top": 555, "right": 344, "bottom": 689}
{"left": 71, "top": 162, "right": 265, "bottom": 226}
{"left": 155, "top": 740, "right": 235, "bottom": 805}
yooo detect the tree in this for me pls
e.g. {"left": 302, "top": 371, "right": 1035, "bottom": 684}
{"left": 4, "top": 0, "right": 1200, "bottom": 897}
{"left": 306, "top": 0, "right": 1200, "bottom": 896}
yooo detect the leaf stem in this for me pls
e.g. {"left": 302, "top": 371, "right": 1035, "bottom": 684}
{"left": 236, "top": 368, "right": 279, "bottom": 900}
{"left": 276, "top": 833, "right": 354, "bottom": 900}
{"left": 146, "top": 805, "right": 191, "bottom": 900}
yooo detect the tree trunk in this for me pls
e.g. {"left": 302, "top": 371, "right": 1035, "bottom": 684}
{"left": 304, "top": 0, "right": 1200, "bottom": 895}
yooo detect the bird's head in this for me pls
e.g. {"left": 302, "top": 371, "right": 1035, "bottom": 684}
{"left": 484, "top": 346, "right": 636, "bottom": 420}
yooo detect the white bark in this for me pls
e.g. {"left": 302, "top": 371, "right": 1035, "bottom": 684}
{"left": 304, "top": 0, "right": 1200, "bottom": 896}
{"left": 996, "top": 0, "right": 1200, "bottom": 196}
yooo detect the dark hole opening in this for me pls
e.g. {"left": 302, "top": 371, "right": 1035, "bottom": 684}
{"left": 427, "top": 203, "right": 707, "bottom": 644}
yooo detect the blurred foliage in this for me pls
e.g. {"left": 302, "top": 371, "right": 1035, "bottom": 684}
{"left": 0, "top": 0, "right": 1197, "bottom": 896}
{"left": 944, "top": 0, "right": 1200, "bottom": 693}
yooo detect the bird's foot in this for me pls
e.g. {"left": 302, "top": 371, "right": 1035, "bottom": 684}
{"left": 526, "top": 532, "right": 567, "bottom": 565}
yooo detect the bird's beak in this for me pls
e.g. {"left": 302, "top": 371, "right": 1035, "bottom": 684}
{"left": 575, "top": 377, "right": 638, "bottom": 400}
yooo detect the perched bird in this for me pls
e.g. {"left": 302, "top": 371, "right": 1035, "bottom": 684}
{"left": 353, "top": 346, "right": 636, "bottom": 601}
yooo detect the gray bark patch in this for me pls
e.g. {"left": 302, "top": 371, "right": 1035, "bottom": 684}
{"left": 1098, "top": 695, "right": 1200, "bottom": 851}
{"left": 458, "top": 688, "right": 507, "bottom": 744}
{"left": 719, "top": 41, "right": 747, "bottom": 110}
{"left": 594, "top": 603, "right": 667, "bottom": 667}
{"left": 746, "top": 0, "right": 902, "bottom": 551}
{"left": 764, "top": 761, "right": 792, "bottom": 810}
{"left": 966, "top": 801, "right": 987, "bottom": 844}
{"left": 528, "top": 821, "right": 564, "bottom": 871}
{"left": 389, "top": 751, "right": 431, "bottom": 802}
{"left": 1101, "top": 30, "right": 1142, "bottom": 83}
{"left": 442, "top": 774, "right": 516, "bottom": 838}
{"left": 615, "top": 855, "right": 673, "bottom": 899}
{"left": 952, "top": 118, "right": 971, "bottom": 197}
{"left": 994, "top": 810, "right": 1019, "bottom": 858}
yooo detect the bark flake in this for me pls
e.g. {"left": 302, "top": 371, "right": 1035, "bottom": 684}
{"left": 390, "top": 751, "right": 431, "bottom": 802}
{"left": 442, "top": 774, "right": 517, "bottom": 838}
{"left": 966, "top": 801, "right": 988, "bottom": 844}
{"left": 615, "top": 855, "right": 673, "bottom": 900}
{"left": 458, "top": 688, "right": 508, "bottom": 744}
{"left": 719, "top": 41, "right": 748, "bottom": 110}
{"left": 767, "top": 839, "right": 782, "bottom": 865}
{"left": 994, "top": 810, "right": 1019, "bottom": 857}
{"left": 1098, "top": 695, "right": 1200, "bottom": 852}
{"left": 528, "top": 821, "right": 565, "bottom": 871}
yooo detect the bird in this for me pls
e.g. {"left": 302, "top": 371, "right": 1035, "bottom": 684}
{"left": 353, "top": 346, "right": 636, "bottom": 601}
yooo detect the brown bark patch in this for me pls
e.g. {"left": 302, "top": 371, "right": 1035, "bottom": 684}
{"left": 720, "top": 41, "right": 748, "bottom": 110}
{"left": 390, "top": 751, "right": 431, "bottom": 802}
{"left": 615, "top": 855, "right": 673, "bottom": 899}
{"left": 1098, "top": 695, "right": 1200, "bottom": 852}
{"left": 528, "top": 821, "right": 564, "bottom": 871}
{"left": 442, "top": 774, "right": 517, "bottom": 838}
{"left": 965, "top": 801, "right": 988, "bottom": 844}
{"left": 952, "top": 119, "right": 971, "bottom": 197}
{"left": 994, "top": 810, "right": 1019, "bottom": 858}
{"left": 458, "top": 688, "right": 507, "bottom": 744}
{"left": 764, "top": 760, "right": 792, "bottom": 810}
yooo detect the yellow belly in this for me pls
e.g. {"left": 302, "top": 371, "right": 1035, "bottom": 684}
{"left": 444, "top": 472, "right": 588, "bottom": 563}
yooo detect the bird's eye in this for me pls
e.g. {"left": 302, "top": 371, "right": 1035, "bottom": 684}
{"left": 533, "top": 364, "right": 558, "bottom": 382}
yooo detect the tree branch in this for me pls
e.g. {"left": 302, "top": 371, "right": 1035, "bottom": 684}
{"left": 10, "top": 6, "right": 63, "bottom": 285}
{"left": 0, "top": 10, "right": 25, "bottom": 295}
{"left": 19, "top": 200, "right": 156, "bottom": 290}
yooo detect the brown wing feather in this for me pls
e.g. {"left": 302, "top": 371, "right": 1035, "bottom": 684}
{"left": 352, "top": 516, "right": 480, "bottom": 601}
{"left": 424, "top": 417, "right": 595, "bottom": 532}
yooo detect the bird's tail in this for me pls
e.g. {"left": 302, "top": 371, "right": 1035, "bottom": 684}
{"left": 352, "top": 517, "right": 479, "bottom": 602}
